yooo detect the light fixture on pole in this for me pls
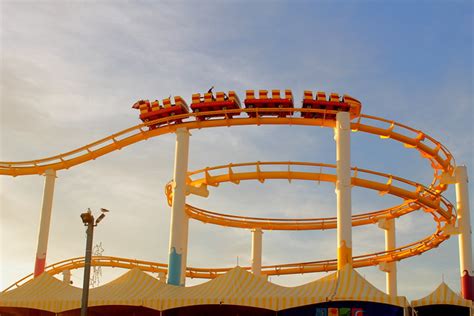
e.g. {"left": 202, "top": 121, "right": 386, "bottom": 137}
{"left": 80, "top": 208, "right": 109, "bottom": 316}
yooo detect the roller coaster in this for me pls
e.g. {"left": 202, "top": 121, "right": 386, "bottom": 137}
{"left": 2, "top": 89, "right": 468, "bottom": 298}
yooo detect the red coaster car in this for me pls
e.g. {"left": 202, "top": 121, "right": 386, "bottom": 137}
{"left": 244, "top": 89, "right": 294, "bottom": 117}
{"left": 132, "top": 96, "right": 190, "bottom": 129}
{"left": 190, "top": 91, "right": 241, "bottom": 121}
{"left": 301, "top": 91, "right": 362, "bottom": 120}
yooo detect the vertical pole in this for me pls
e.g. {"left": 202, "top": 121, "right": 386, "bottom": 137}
{"left": 251, "top": 228, "right": 263, "bottom": 276}
{"left": 34, "top": 169, "right": 56, "bottom": 277}
{"left": 335, "top": 111, "right": 352, "bottom": 270}
{"left": 81, "top": 221, "right": 94, "bottom": 316}
{"left": 167, "top": 128, "right": 190, "bottom": 286}
{"left": 455, "top": 166, "right": 473, "bottom": 300}
{"left": 385, "top": 219, "right": 398, "bottom": 296}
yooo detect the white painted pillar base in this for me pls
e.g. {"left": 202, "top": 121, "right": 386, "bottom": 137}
{"left": 34, "top": 169, "right": 56, "bottom": 277}
{"left": 167, "top": 128, "right": 190, "bottom": 286}
{"left": 335, "top": 112, "right": 352, "bottom": 270}
{"left": 251, "top": 228, "right": 263, "bottom": 276}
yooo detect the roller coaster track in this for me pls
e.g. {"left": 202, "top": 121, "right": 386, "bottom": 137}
{"left": 175, "top": 161, "right": 454, "bottom": 230}
{"left": 3, "top": 225, "right": 449, "bottom": 292}
{"left": 0, "top": 109, "right": 454, "bottom": 185}
{"left": 1, "top": 107, "right": 457, "bottom": 291}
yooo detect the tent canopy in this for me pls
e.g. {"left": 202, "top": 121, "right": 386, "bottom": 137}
{"left": 279, "top": 265, "right": 408, "bottom": 309}
{"left": 0, "top": 272, "right": 82, "bottom": 313}
{"left": 1, "top": 265, "right": 409, "bottom": 313}
{"left": 148, "top": 266, "right": 292, "bottom": 311}
{"left": 411, "top": 282, "right": 472, "bottom": 308}
{"left": 89, "top": 268, "right": 166, "bottom": 307}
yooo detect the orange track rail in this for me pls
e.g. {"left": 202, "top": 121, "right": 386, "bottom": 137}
{"left": 3, "top": 227, "right": 449, "bottom": 292}
{"left": 0, "top": 109, "right": 454, "bottom": 186}
{"left": 173, "top": 162, "right": 454, "bottom": 228}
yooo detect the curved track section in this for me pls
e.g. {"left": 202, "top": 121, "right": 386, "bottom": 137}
{"left": 185, "top": 203, "right": 420, "bottom": 231}
{"left": 3, "top": 227, "right": 450, "bottom": 292}
{"left": 173, "top": 162, "right": 454, "bottom": 229}
{"left": 0, "top": 109, "right": 455, "bottom": 192}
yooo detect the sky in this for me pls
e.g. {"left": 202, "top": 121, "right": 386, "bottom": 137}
{"left": 0, "top": 0, "right": 473, "bottom": 301}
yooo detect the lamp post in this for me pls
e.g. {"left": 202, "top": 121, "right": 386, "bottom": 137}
{"left": 80, "top": 208, "right": 109, "bottom": 316}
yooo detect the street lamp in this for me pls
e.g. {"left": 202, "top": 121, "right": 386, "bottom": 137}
{"left": 80, "top": 208, "right": 109, "bottom": 316}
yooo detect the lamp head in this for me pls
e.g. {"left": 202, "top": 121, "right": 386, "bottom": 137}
{"left": 80, "top": 209, "right": 94, "bottom": 225}
{"left": 95, "top": 213, "right": 106, "bottom": 225}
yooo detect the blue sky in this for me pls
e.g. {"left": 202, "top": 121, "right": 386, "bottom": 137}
{"left": 0, "top": 0, "right": 472, "bottom": 301}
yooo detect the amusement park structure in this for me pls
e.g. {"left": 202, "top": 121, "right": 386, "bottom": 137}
{"left": 1, "top": 89, "right": 472, "bottom": 303}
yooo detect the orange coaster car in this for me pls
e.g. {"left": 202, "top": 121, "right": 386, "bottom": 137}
{"left": 244, "top": 90, "right": 294, "bottom": 118}
{"left": 132, "top": 96, "right": 190, "bottom": 129}
{"left": 190, "top": 91, "right": 241, "bottom": 121}
{"left": 301, "top": 91, "right": 362, "bottom": 120}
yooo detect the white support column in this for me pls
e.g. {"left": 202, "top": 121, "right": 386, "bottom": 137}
{"left": 251, "top": 228, "right": 263, "bottom": 276}
{"left": 455, "top": 166, "right": 473, "bottom": 300}
{"left": 335, "top": 111, "right": 352, "bottom": 270}
{"left": 158, "top": 272, "right": 166, "bottom": 283}
{"left": 34, "top": 169, "right": 56, "bottom": 277}
{"left": 379, "top": 218, "right": 397, "bottom": 296}
{"left": 385, "top": 219, "right": 397, "bottom": 296}
{"left": 167, "top": 128, "right": 190, "bottom": 286}
{"left": 62, "top": 270, "right": 71, "bottom": 284}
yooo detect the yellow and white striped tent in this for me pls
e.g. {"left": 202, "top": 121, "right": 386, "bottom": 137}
{"left": 145, "top": 266, "right": 408, "bottom": 311}
{"left": 144, "top": 266, "right": 285, "bottom": 311}
{"left": 1, "top": 265, "right": 409, "bottom": 313}
{"left": 89, "top": 268, "right": 166, "bottom": 308}
{"left": 276, "top": 270, "right": 337, "bottom": 310}
{"left": 277, "top": 265, "right": 409, "bottom": 310}
{"left": 0, "top": 268, "right": 168, "bottom": 313}
{"left": 0, "top": 272, "right": 82, "bottom": 313}
{"left": 411, "top": 282, "right": 472, "bottom": 308}
{"left": 331, "top": 265, "right": 408, "bottom": 307}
